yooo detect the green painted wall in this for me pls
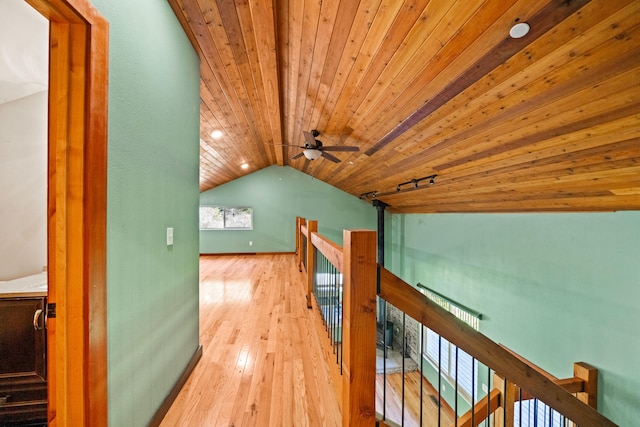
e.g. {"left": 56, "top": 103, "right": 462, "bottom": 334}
{"left": 200, "top": 165, "right": 376, "bottom": 253}
{"left": 388, "top": 211, "right": 640, "bottom": 426}
{"left": 91, "top": 1, "right": 201, "bottom": 425}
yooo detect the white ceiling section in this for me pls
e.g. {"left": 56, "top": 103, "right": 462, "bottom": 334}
{"left": 0, "top": 0, "right": 48, "bottom": 105}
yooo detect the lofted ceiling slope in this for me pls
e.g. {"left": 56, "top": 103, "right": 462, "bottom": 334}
{"left": 168, "top": 0, "right": 640, "bottom": 213}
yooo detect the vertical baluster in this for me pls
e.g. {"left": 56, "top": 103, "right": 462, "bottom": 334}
{"left": 438, "top": 335, "right": 442, "bottom": 427}
{"left": 519, "top": 388, "right": 523, "bottom": 427}
{"left": 471, "top": 357, "right": 476, "bottom": 427}
{"left": 333, "top": 261, "right": 337, "bottom": 353}
{"left": 548, "top": 406, "right": 553, "bottom": 427}
{"left": 454, "top": 346, "right": 458, "bottom": 427}
{"left": 323, "top": 255, "right": 328, "bottom": 328}
{"left": 382, "top": 300, "right": 387, "bottom": 420}
{"left": 324, "top": 257, "right": 328, "bottom": 329}
{"left": 401, "top": 313, "right": 406, "bottom": 426}
{"left": 329, "top": 258, "right": 334, "bottom": 346}
{"left": 420, "top": 324, "right": 424, "bottom": 427}
{"left": 503, "top": 377, "right": 508, "bottom": 425}
{"left": 333, "top": 264, "right": 338, "bottom": 362}
{"left": 339, "top": 270, "right": 343, "bottom": 374}
{"left": 487, "top": 367, "right": 492, "bottom": 427}
{"left": 330, "top": 260, "right": 334, "bottom": 352}
{"left": 533, "top": 398, "right": 538, "bottom": 427}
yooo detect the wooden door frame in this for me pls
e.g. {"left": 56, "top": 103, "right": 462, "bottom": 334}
{"left": 25, "top": 0, "right": 109, "bottom": 425}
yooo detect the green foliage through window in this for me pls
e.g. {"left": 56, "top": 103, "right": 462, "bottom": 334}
{"left": 200, "top": 206, "right": 253, "bottom": 230}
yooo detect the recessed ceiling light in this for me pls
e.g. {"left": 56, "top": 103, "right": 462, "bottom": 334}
{"left": 210, "top": 130, "right": 223, "bottom": 139}
{"left": 510, "top": 22, "right": 530, "bottom": 39}
{"left": 241, "top": 163, "right": 249, "bottom": 170}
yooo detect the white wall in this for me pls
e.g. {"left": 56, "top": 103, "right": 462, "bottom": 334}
{"left": 0, "top": 91, "right": 47, "bottom": 280}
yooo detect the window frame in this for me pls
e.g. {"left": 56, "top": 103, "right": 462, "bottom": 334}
{"left": 199, "top": 206, "right": 253, "bottom": 230}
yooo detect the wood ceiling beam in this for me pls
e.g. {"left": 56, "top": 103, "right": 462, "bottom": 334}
{"left": 365, "top": 0, "right": 592, "bottom": 156}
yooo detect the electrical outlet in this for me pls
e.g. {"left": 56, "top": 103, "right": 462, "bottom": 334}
{"left": 441, "top": 383, "right": 446, "bottom": 392}
{"left": 166, "top": 227, "right": 174, "bottom": 246}
{"left": 249, "top": 241, "right": 253, "bottom": 246}
{"left": 482, "top": 383, "right": 488, "bottom": 393}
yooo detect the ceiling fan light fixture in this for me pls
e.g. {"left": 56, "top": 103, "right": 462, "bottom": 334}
{"left": 303, "top": 148, "right": 322, "bottom": 160}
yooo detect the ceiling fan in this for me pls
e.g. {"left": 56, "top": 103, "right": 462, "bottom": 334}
{"left": 279, "top": 130, "right": 359, "bottom": 163}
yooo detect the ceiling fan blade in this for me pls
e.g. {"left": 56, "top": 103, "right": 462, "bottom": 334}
{"left": 320, "top": 151, "right": 341, "bottom": 163}
{"left": 269, "top": 143, "right": 305, "bottom": 148}
{"left": 291, "top": 152, "right": 305, "bottom": 160}
{"left": 303, "top": 131, "right": 317, "bottom": 147}
{"left": 321, "top": 145, "right": 359, "bottom": 152}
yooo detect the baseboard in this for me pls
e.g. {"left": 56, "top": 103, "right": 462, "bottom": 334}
{"left": 200, "top": 251, "right": 295, "bottom": 256}
{"left": 148, "top": 344, "right": 203, "bottom": 427}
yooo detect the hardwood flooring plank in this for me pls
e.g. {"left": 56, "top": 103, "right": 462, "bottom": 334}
{"left": 159, "top": 254, "right": 341, "bottom": 426}
{"left": 160, "top": 254, "right": 461, "bottom": 426}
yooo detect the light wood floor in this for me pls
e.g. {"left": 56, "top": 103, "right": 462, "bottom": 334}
{"left": 159, "top": 254, "right": 342, "bottom": 426}
{"left": 160, "top": 254, "right": 457, "bottom": 426}
{"left": 377, "top": 371, "right": 455, "bottom": 427}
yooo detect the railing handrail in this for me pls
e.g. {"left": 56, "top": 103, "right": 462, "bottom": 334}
{"left": 379, "top": 266, "right": 617, "bottom": 427}
{"left": 310, "top": 231, "right": 344, "bottom": 273}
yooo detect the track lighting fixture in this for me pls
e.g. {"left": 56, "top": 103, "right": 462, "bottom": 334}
{"left": 395, "top": 174, "right": 437, "bottom": 193}
{"left": 359, "top": 191, "right": 378, "bottom": 200}
{"left": 360, "top": 174, "right": 438, "bottom": 202}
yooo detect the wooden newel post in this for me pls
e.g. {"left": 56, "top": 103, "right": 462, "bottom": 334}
{"left": 306, "top": 220, "right": 318, "bottom": 309}
{"left": 299, "top": 218, "right": 307, "bottom": 273}
{"left": 342, "top": 229, "right": 377, "bottom": 427}
{"left": 295, "top": 217, "right": 301, "bottom": 270}
{"left": 574, "top": 362, "right": 598, "bottom": 409}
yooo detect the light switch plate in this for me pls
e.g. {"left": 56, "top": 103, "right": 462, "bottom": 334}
{"left": 167, "top": 227, "right": 174, "bottom": 246}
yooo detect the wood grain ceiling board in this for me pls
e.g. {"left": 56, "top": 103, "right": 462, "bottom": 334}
{"left": 168, "top": 0, "right": 640, "bottom": 213}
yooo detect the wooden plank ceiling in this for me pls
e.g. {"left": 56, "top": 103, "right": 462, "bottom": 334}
{"left": 168, "top": 0, "right": 640, "bottom": 213}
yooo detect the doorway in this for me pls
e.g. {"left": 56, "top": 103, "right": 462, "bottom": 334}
{"left": 24, "top": 0, "right": 109, "bottom": 425}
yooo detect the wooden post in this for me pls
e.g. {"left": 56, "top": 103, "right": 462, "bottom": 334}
{"left": 299, "top": 218, "right": 306, "bottom": 273}
{"left": 295, "top": 217, "right": 301, "bottom": 270}
{"left": 574, "top": 362, "right": 598, "bottom": 409}
{"left": 306, "top": 220, "right": 317, "bottom": 309}
{"left": 342, "top": 229, "right": 377, "bottom": 427}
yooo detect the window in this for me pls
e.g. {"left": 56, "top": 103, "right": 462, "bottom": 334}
{"left": 199, "top": 206, "right": 253, "bottom": 230}
{"left": 418, "top": 284, "right": 481, "bottom": 403}
{"left": 424, "top": 328, "right": 477, "bottom": 402}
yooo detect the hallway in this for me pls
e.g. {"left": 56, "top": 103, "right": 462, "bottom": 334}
{"left": 160, "top": 254, "right": 341, "bottom": 426}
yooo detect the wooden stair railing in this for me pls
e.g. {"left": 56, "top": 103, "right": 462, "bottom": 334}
{"left": 451, "top": 361, "right": 599, "bottom": 427}
{"left": 379, "top": 266, "right": 617, "bottom": 427}
{"left": 295, "top": 218, "right": 616, "bottom": 427}
{"left": 297, "top": 218, "right": 376, "bottom": 426}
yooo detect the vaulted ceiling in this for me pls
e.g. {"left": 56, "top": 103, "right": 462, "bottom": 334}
{"left": 168, "top": 0, "right": 640, "bottom": 213}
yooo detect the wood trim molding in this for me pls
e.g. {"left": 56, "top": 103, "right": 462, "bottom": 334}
{"left": 200, "top": 252, "right": 296, "bottom": 256}
{"left": 148, "top": 345, "right": 203, "bottom": 427}
{"left": 26, "top": 1, "right": 109, "bottom": 425}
